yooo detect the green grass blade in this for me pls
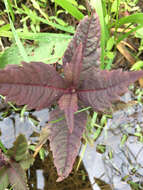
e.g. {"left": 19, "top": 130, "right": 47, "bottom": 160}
{"left": 28, "top": 14, "right": 75, "bottom": 33}
{"left": 0, "top": 140, "right": 7, "bottom": 153}
{"left": 115, "top": 13, "right": 143, "bottom": 27}
{"left": 0, "top": 31, "right": 72, "bottom": 41}
{"left": 55, "top": 0, "right": 84, "bottom": 20}
{"left": 16, "top": 6, "right": 75, "bottom": 33}
{"left": 117, "top": 25, "right": 142, "bottom": 44}
{"left": 30, "top": 0, "right": 49, "bottom": 20}
{"left": 90, "top": 0, "right": 109, "bottom": 69}
{"left": 4, "top": 0, "right": 29, "bottom": 62}
{"left": 7, "top": 0, "right": 15, "bottom": 22}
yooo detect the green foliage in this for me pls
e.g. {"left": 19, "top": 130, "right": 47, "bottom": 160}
{"left": 0, "top": 31, "right": 72, "bottom": 41}
{"left": 90, "top": 0, "right": 109, "bottom": 69}
{"left": 4, "top": 0, "right": 29, "bottom": 62}
{"left": 120, "top": 134, "right": 128, "bottom": 147}
{"left": 7, "top": 134, "right": 28, "bottom": 161}
{"left": 90, "top": 0, "right": 143, "bottom": 69}
{"left": 135, "top": 88, "right": 143, "bottom": 103}
{"left": 0, "top": 44, "right": 26, "bottom": 68}
{"left": 29, "top": 145, "right": 47, "bottom": 161}
{"left": 15, "top": 4, "right": 75, "bottom": 33}
{"left": 128, "top": 180, "right": 143, "bottom": 190}
{"left": 54, "top": 0, "right": 84, "bottom": 20}
{"left": 0, "top": 167, "right": 9, "bottom": 190}
{"left": 131, "top": 61, "right": 143, "bottom": 71}
{"left": 0, "top": 36, "right": 71, "bottom": 68}
{"left": 0, "top": 134, "right": 34, "bottom": 189}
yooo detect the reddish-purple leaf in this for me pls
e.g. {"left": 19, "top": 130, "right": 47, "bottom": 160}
{"left": 78, "top": 69, "right": 143, "bottom": 111}
{"left": 58, "top": 93, "right": 78, "bottom": 133}
{"left": 63, "top": 13, "right": 101, "bottom": 71}
{"left": 0, "top": 12, "right": 143, "bottom": 183}
{"left": 0, "top": 62, "right": 66, "bottom": 110}
{"left": 7, "top": 161, "right": 28, "bottom": 190}
{"left": 0, "top": 150, "right": 7, "bottom": 168}
{"left": 64, "top": 43, "right": 83, "bottom": 87}
{"left": 48, "top": 108, "right": 87, "bottom": 181}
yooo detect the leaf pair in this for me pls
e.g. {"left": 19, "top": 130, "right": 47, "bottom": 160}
{"left": 0, "top": 12, "right": 143, "bottom": 181}
{"left": 0, "top": 134, "right": 34, "bottom": 190}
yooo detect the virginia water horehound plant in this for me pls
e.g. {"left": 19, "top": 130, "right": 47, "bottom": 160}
{"left": 0, "top": 12, "right": 143, "bottom": 182}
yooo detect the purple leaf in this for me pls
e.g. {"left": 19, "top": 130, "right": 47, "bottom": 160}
{"left": 78, "top": 69, "right": 143, "bottom": 111}
{"left": 0, "top": 150, "right": 7, "bottom": 168}
{"left": 64, "top": 43, "right": 83, "bottom": 87}
{"left": 63, "top": 13, "right": 101, "bottom": 71}
{"left": 7, "top": 161, "right": 28, "bottom": 190}
{"left": 58, "top": 93, "right": 78, "bottom": 133}
{"left": 0, "top": 62, "right": 65, "bottom": 110}
{"left": 48, "top": 108, "right": 87, "bottom": 181}
{"left": 0, "top": 12, "right": 143, "bottom": 182}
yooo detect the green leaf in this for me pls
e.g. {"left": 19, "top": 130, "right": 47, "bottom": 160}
{"left": 20, "top": 154, "right": 34, "bottom": 170}
{"left": 18, "top": 5, "right": 75, "bottom": 33}
{"left": 0, "top": 24, "right": 10, "bottom": 32}
{"left": 4, "top": 0, "right": 29, "bottom": 62}
{"left": 131, "top": 61, "right": 143, "bottom": 70}
{"left": 7, "top": 162, "right": 29, "bottom": 190}
{"left": 106, "top": 37, "right": 115, "bottom": 51}
{"left": 7, "top": 134, "right": 28, "bottom": 162}
{"left": 135, "top": 28, "right": 143, "bottom": 38}
{"left": 28, "top": 40, "right": 70, "bottom": 64}
{"left": 0, "top": 167, "right": 9, "bottom": 190}
{"left": 114, "top": 13, "right": 143, "bottom": 44}
{"left": 117, "top": 13, "right": 143, "bottom": 27}
{"left": 6, "top": 0, "right": 15, "bottom": 22}
{"left": 0, "top": 45, "right": 24, "bottom": 68}
{"left": 111, "top": 0, "right": 120, "bottom": 13}
{"left": 90, "top": 0, "right": 109, "bottom": 69}
{"left": 39, "top": 148, "right": 46, "bottom": 161}
{"left": 120, "top": 134, "right": 128, "bottom": 147}
{"left": 55, "top": 0, "right": 84, "bottom": 20}
{"left": 0, "top": 31, "right": 72, "bottom": 41}
{"left": 0, "top": 37, "right": 71, "bottom": 68}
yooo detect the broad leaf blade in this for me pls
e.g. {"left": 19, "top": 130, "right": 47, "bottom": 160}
{"left": 20, "top": 154, "right": 34, "bottom": 170}
{"left": 7, "top": 162, "right": 28, "bottom": 190}
{"left": 48, "top": 108, "right": 87, "bottom": 181}
{"left": 0, "top": 167, "right": 9, "bottom": 190}
{"left": 0, "top": 62, "right": 66, "bottom": 110}
{"left": 55, "top": 0, "right": 84, "bottom": 20}
{"left": 7, "top": 134, "right": 28, "bottom": 162}
{"left": 63, "top": 13, "right": 101, "bottom": 71}
{"left": 58, "top": 93, "right": 78, "bottom": 133}
{"left": 78, "top": 69, "right": 143, "bottom": 111}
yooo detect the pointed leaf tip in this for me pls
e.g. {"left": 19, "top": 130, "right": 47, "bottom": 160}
{"left": 0, "top": 62, "right": 66, "bottom": 110}
{"left": 63, "top": 13, "right": 101, "bottom": 71}
{"left": 78, "top": 69, "right": 143, "bottom": 111}
{"left": 48, "top": 108, "right": 87, "bottom": 181}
